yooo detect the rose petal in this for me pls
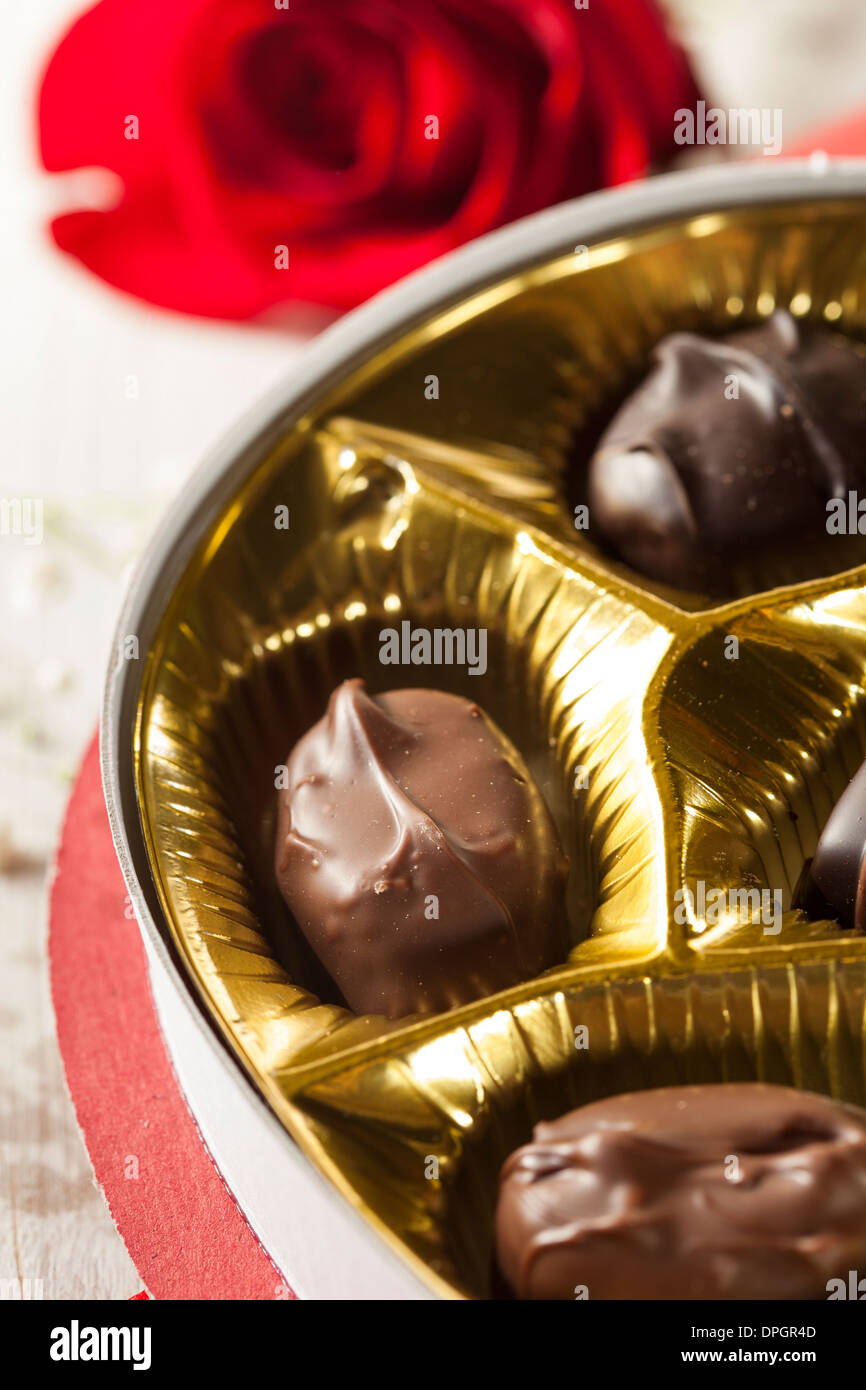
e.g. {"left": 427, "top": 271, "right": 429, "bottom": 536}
{"left": 38, "top": 0, "right": 702, "bottom": 316}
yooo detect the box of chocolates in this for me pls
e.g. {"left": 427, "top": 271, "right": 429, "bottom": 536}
{"left": 103, "top": 159, "right": 866, "bottom": 1299}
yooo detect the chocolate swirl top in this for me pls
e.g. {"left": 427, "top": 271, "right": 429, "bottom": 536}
{"left": 495, "top": 1083, "right": 866, "bottom": 1300}
{"left": 275, "top": 680, "right": 567, "bottom": 1017}
{"left": 588, "top": 310, "right": 866, "bottom": 590}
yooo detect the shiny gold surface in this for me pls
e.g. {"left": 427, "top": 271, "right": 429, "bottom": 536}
{"left": 138, "top": 197, "right": 866, "bottom": 1297}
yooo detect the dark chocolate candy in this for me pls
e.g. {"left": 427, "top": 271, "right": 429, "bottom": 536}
{"left": 495, "top": 1083, "right": 866, "bottom": 1300}
{"left": 275, "top": 679, "right": 567, "bottom": 1017}
{"left": 800, "top": 758, "right": 866, "bottom": 931}
{"left": 588, "top": 310, "right": 866, "bottom": 589}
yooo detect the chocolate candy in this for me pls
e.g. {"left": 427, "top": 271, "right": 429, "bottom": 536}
{"left": 495, "top": 1083, "right": 866, "bottom": 1300}
{"left": 274, "top": 679, "right": 567, "bottom": 1017}
{"left": 799, "top": 758, "right": 866, "bottom": 931}
{"left": 587, "top": 310, "right": 866, "bottom": 589}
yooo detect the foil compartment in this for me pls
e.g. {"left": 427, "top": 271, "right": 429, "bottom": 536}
{"left": 136, "top": 189, "right": 866, "bottom": 1297}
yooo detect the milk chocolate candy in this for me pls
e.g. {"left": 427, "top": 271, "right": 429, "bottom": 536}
{"left": 495, "top": 1083, "right": 866, "bottom": 1300}
{"left": 275, "top": 679, "right": 568, "bottom": 1017}
{"left": 588, "top": 310, "right": 866, "bottom": 589}
{"left": 800, "top": 758, "right": 866, "bottom": 931}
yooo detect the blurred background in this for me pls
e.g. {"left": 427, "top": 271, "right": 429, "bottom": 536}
{"left": 2, "top": 0, "right": 865, "bottom": 1298}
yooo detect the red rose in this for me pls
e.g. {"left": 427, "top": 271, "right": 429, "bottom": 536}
{"left": 38, "top": 0, "right": 699, "bottom": 317}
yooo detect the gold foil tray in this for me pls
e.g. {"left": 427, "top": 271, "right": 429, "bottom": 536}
{"left": 137, "top": 195, "right": 866, "bottom": 1297}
